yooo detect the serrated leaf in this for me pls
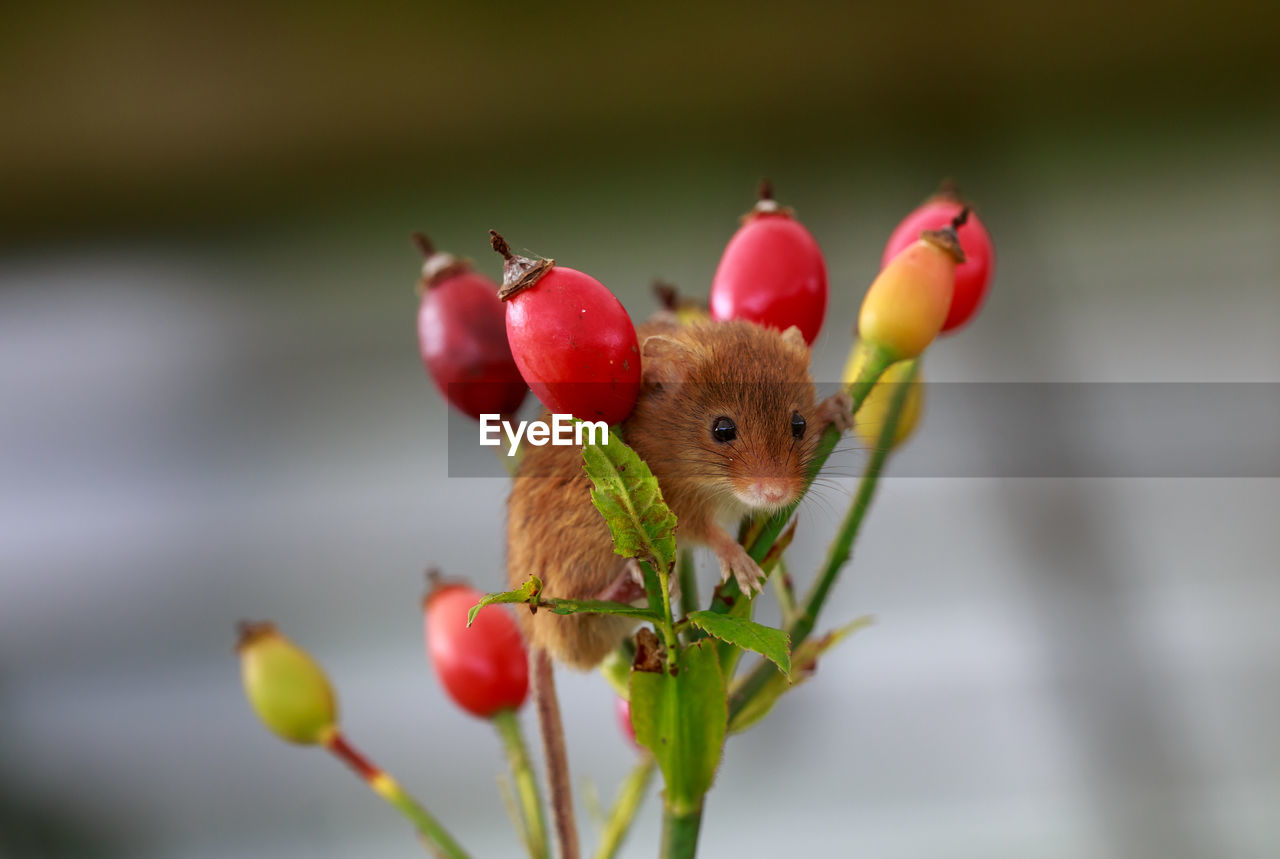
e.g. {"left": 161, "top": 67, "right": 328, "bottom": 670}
{"left": 582, "top": 433, "right": 677, "bottom": 572}
{"left": 688, "top": 611, "right": 790, "bottom": 676}
{"left": 466, "top": 575, "right": 541, "bottom": 626}
{"left": 629, "top": 642, "right": 726, "bottom": 813}
{"left": 543, "top": 599, "right": 659, "bottom": 620}
{"left": 710, "top": 590, "right": 752, "bottom": 678}
{"left": 728, "top": 615, "right": 873, "bottom": 733}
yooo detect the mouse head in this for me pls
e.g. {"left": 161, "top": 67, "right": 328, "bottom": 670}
{"left": 629, "top": 319, "right": 820, "bottom": 513}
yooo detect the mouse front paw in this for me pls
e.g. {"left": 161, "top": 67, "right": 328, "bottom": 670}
{"left": 817, "top": 389, "right": 855, "bottom": 434}
{"left": 716, "top": 542, "right": 766, "bottom": 597}
{"left": 595, "top": 560, "right": 649, "bottom": 606}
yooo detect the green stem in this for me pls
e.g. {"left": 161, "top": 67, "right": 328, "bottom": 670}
{"left": 728, "top": 359, "right": 917, "bottom": 722}
{"left": 770, "top": 556, "right": 797, "bottom": 623}
{"left": 676, "top": 549, "right": 700, "bottom": 622}
{"left": 593, "top": 755, "right": 657, "bottom": 859}
{"left": 380, "top": 780, "right": 471, "bottom": 859}
{"left": 493, "top": 708, "right": 550, "bottom": 859}
{"left": 797, "top": 359, "right": 916, "bottom": 640}
{"left": 325, "top": 731, "right": 470, "bottom": 858}
{"left": 660, "top": 800, "right": 704, "bottom": 859}
{"left": 643, "top": 559, "right": 680, "bottom": 669}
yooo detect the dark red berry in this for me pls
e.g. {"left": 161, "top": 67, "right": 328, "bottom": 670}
{"left": 413, "top": 233, "right": 528, "bottom": 421}
{"left": 710, "top": 181, "right": 828, "bottom": 346}
{"left": 491, "top": 231, "right": 641, "bottom": 425}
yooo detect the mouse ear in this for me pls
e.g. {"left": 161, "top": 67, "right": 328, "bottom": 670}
{"left": 641, "top": 334, "right": 691, "bottom": 385}
{"left": 780, "top": 325, "right": 808, "bottom": 353}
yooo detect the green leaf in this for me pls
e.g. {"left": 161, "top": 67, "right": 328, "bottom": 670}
{"left": 728, "top": 615, "right": 873, "bottom": 733}
{"left": 629, "top": 642, "right": 727, "bottom": 813}
{"left": 466, "top": 575, "right": 541, "bottom": 626}
{"left": 688, "top": 611, "right": 791, "bottom": 676}
{"left": 582, "top": 432, "right": 677, "bottom": 572}
{"left": 542, "top": 599, "right": 659, "bottom": 621}
{"left": 467, "top": 576, "right": 657, "bottom": 626}
{"left": 710, "top": 589, "right": 752, "bottom": 678}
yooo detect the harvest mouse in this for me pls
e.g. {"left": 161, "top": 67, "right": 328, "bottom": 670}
{"left": 507, "top": 318, "right": 851, "bottom": 669}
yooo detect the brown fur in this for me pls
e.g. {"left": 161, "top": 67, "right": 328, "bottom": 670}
{"left": 506, "top": 319, "right": 827, "bottom": 669}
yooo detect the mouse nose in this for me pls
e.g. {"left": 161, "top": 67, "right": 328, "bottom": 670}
{"left": 754, "top": 480, "right": 787, "bottom": 504}
{"left": 739, "top": 477, "right": 796, "bottom": 508}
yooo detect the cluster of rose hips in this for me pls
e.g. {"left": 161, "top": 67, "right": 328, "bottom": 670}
{"left": 409, "top": 179, "right": 994, "bottom": 735}
{"left": 415, "top": 182, "right": 993, "bottom": 440}
{"left": 238, "top": 181, "right": 995, "bottom": 857}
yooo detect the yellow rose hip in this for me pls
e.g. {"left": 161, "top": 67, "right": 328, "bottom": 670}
{"left": 858, "top": 209, "right": 967, "bottom": 362}
{"left": 842, "top": 342, "right": 921, "bottom": 449}
{"left": 237, "top": 621, "right": 337, "bottom": 745}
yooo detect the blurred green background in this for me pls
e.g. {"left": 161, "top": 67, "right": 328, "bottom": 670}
{"left": 2, "top": 2, "right": 1278, "bottom": 858}
{"left": 5, "top": 0, "right": 1278, "bottom": 242}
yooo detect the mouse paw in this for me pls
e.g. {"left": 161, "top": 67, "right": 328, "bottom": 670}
{"left": 626, "top": 558, "right": 645, "bottom": 588}
{"left": 595, "top": 561, "right": 649, "bottom": 606}
{"left": 817, "top": 389, "right": 855, "bottom": 434}
{"left": 628, "top": 558, "right": 681, "bottom": 601}
{"left": 715, "top": 543, "right": 766, "bottom": 597}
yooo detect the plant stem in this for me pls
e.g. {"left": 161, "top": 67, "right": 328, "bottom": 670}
{"left": 676, "top": 549, "right": 700, "bottom": 623}
{"left": 532, "top": 649, "right": 581, "bottom": 859}
{"left": 797, "top": 359, "right": 917, "bottom": 642}
{"left": 593, "top": 755, "right": 657, "bottom": 859}
{"left": 493, "top": 708, "right": 550, "bottom": 859}
{"left": 642, "top": 560, "right": 680, "bottom": 670}
{"left": 496, "top": 776, "right": 528, "bottom": 853}
{"left": 660, "top": 801, "right": 704, "bottom": 859}
{"left": 323, "top": 731, "right": 469, "bottom": 858}
{"left": 728, "top": 360, "right": 916, "bottom": 721}
{"left": 770, "top": 556, "right": 797, "bottom": 623}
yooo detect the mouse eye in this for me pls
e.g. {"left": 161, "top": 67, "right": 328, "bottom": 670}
{"left": 791, "top": 411, "right": 806, "bottom": 440}
{"left": 711, "top": 416, "right": 737, "bottom": 443}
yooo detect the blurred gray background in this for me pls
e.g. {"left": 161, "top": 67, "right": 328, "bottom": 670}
{"left": 2, "top": 2, "right": 1279, "bottom": 857}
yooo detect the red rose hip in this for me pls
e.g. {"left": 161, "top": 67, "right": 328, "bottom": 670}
{"left": 710, "top": 180, "right": 828, "bottom": 346}
{"left": 490, "top": 231, "right": 641, "bottom": 425}
{"left": 424, "top": 577, "right": 529, "bottom": 718}
{"left": 881, "top": 190, "right": 994, "bottom": 333}
{"left": 413, "top": 233, "right": 528, "bottom": 421}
